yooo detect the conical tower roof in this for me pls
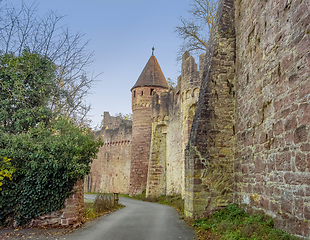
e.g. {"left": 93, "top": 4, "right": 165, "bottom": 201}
{"left": 131, "top": 55, "right": 169, "bottom": 91}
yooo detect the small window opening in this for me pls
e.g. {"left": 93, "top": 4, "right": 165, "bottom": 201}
{"left": 150, "top": 88, "right": 154, "bottom": 95}
{"left": 141, "top": 91, "right": 143, "bottom": 96}
{"left": 133, "top": 91, "right": 136, "bottom": 97}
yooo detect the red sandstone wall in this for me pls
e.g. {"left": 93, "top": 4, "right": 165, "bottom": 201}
{"left": 99, "top": 142, "right": 131, "bottom": 194}
{"left": 235, "top": 0, "right": 310, "bottom": 237}
{"left": 86, "top": 153, "right": 102, "bottom": 192}
{"left": 85, "top": 112, "right": 132, "bottom": 194}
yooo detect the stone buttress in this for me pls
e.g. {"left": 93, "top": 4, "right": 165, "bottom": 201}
{"left": 184, "top": 0, "right": 236, "bottom": 219}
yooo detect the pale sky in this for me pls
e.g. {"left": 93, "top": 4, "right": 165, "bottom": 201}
{"left": 6, "top": 0, "right": 193, "bottom": 128}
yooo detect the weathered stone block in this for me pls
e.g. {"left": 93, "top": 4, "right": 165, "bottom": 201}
{"left": 276, "top": 152, "right": 292, "bottom": 171}
{"left": 298, "top": 103, "right": 310, "bottom": 126}
{"left": 281, "top": 196, "right": 293, "bottom": 214}
{"left": 294, "top": 125, "right": 308, "bottom": 144}
{"left": 296, "top": 220, "right": 309, "bottom": 237}
{"left": 295, "top": 151, "right": 307, "bottom": 172}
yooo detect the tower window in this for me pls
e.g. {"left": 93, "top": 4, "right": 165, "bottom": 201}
{"left": 150, "top": 88, "right": 154, "bottom": 95}
{"left": 141, "top": 91, "right": 143, "bottom": 96}
{"left": 133, "top": 91, "right": 136, "bottom": 97}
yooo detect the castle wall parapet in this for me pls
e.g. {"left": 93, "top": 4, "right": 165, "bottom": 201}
{"left": 102, "top": 140, "right": 131, "bottom": 146}
{"left": 85, "top": 112, "right": 132, "bottom": 194}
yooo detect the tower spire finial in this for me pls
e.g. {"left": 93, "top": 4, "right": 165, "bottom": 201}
{"left": 152, "top": 46, "right": 155, "bottom": 56}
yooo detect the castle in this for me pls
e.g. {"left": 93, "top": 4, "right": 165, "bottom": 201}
{"left": 86, "top": 0, "right": 310, "bottom": 237}
{"left": 85, "top": 50, "right": 204, "bottom": 197}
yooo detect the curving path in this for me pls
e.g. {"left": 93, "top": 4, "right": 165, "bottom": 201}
{"left": 65, "top": 196, "right": 197, "bottom": 240}
{"left": 1, "top": 197, "right": 197, "bottom": 240}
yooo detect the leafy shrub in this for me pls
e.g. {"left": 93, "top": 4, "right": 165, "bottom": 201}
{"left": 0, "top": 118, "right": 102, "bottom": 226}
{"left": 0, "top": 50, "right": 103, "bottom": 226}
{"left": 84, "top": 202, "right": 97, "bottom": 220}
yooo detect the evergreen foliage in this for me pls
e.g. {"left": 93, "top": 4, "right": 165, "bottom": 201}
{"left": 0, "top": 51, "right": 103, "bottom": 226}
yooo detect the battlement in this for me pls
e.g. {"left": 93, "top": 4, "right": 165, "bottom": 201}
{"left": 98, "top": 112, "right": 131, "bottom": 130}
{"left": 151, "top": 52, "right": 203, "bottom": 123}
{"left": 102, "top": 140, "right": 131, "bottom": 146}
{"left": 175, "top": 52, "right": 205, "bottom": 93}
{"left": 182, "top": 51, "right": 197, "bottom": 77}
{"left": 94, "top": 112, "right": 132, "bottom": 142}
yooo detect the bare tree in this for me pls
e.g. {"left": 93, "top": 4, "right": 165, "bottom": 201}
{"left": 175, "top": 0, "right": 219, "bottom": 59}
{"left": 0, "top": 1, "right": 99, "bottom": 124}
{"left": 167, "top": 77, "right": 177, "bottom": 89}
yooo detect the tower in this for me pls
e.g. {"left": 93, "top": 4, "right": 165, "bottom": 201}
{"left": 129, "top": 50, "right": 169, "bottom": 196}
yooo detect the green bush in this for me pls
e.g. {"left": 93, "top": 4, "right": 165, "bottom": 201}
{"left": 0, "top": 118, "right": 102, "bottom": 226}
{"left": 0, "top": 51, "right": 103, "bottom": 226}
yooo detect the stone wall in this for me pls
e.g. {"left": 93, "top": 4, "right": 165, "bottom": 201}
{"left": 234, "top": 0, "right": 310, "bottom": 237}
{"left": 184, "top": 0, "right": 236, "bottom": 220}
{"left": 85, "top": 112, "right": 132, "bottom": 194}
{"left": 165, "top": 97, "right": 183, "bottom": 196}
{"left": 91, "top": 141, "right": 131, "bottom": 194}
{"left": 183, "top": 0, "right": 310, "bottom": 237}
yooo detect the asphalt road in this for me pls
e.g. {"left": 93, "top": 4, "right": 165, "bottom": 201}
{"left": 65, "top": 197, "right": 197, "bottom": 240}
{"left": 0, "top": 197, "right": 197, "bottom": 240}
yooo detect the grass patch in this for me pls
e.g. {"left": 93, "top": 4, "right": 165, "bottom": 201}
{"left": 84, "top": 193, "right": 124, "bottom": 221}
{"left": 191, "top": 203, "right": 298, "bottom": 240}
